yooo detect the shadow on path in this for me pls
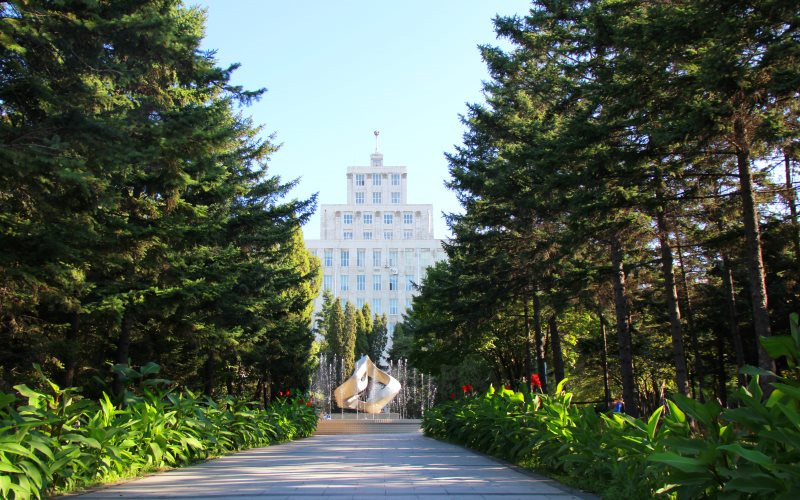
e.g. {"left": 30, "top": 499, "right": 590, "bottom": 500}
{"left": 75, "top": 432, "right": 596, "bottom": 499}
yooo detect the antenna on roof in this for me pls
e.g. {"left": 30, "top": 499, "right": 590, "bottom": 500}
{"left": 373, "top": 130, "right": 380, "bottom": 153}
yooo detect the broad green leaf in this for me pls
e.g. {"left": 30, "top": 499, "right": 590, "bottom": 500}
{"left": 62, "top": 433, "right": 101, "bottom": 449}
{"left": 13, "top": 384, "right": 43, "bottom": 401}
{"left": 718, "top": 444, "right": 773, "bottom": 467}
{"left": 18, "top": 459, "right": 43, "bottom": 489}
{"left": 0, "top": 461, "right": 23, "bottom": 473}
{"left": 723, "top": 475, "right": 785, "bottom": 494}
{"left": 149, "top": 441, "right": 163, "bottom": 463}
{"left": 760, "top": 336, "right": 799, "bottom": 365}
{"left": 26, "top": 438, "right": 54, "bottom": 461}
{"left": 0, "top": 393, "right": 16, "bottom": 409}
{"left": 666, "top": 399, "right": 685, "bottom": 424}
{"left": 0, "top": 474, "right": 9, "bottom": 497}
{"left": 647, "top": 406, "right": 664, "bottom": 441}
{"left": 0, "top": 442, "right": 34, "bottom": 458}
{"left": 139, "top": 362, "right": 161, "bottom": 376}
{"left": 648, "top": 452, "right": 706, "bottom": 473}
{"left": 555, "top": 377, "right": 569, "bottom": 395}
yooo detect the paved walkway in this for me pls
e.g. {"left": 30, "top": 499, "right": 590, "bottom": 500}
{"left": 77, "top": 432, "right": 595, "bottom": 499}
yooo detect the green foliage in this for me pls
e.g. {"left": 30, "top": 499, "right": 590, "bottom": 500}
{"left": 0, "top": 0, "right": 319, "bottom": 398}
{"left": 423, "top": 319, "right": 800, "bottom": 498}
{"left": 0, "top": 367, "right": 317, "bottom": 499}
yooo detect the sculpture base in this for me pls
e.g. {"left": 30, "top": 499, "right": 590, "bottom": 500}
{"left": 325, "top": 412, "right": 402, "bottom": 420}
{"left": 315, "top": 417, "right": 421, "bottom": 435}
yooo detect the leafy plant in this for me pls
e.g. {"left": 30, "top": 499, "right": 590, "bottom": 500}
{"left": 423, "top": 314, "right": 800, "bottom": 498}
{"left": 0, "top": 365, "right": 318, "bottom": 499}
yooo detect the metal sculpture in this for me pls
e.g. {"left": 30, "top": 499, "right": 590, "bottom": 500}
{"left": 333, "top": 355, "right": 400, "bottom": 414}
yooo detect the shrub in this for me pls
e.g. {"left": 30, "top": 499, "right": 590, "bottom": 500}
{"left": 423, "top": 314, "right": 800, "bottom": 498}
{"left": 0, "top": 365, "right": 317, "bottom": 499}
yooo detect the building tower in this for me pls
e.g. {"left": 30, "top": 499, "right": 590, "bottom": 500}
{"left": 304, "top": 136, "right": 445, "bottom": 350}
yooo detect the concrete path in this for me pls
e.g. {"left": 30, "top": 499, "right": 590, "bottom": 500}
{"left": 77, "top": 432, "right": 595, "bottom": 499}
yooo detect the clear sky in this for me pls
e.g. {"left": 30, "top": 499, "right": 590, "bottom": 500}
{"left": 191, "top": 1, "right": 531, "bottom": 239}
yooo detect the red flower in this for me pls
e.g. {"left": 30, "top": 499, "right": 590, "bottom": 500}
{"left": 450, "top": 393, "right": 456, "bottom": 399}
{"left": 278, "top": 391, "right": 283, "bottom": 397}
{"left": 530, "top": 374, "right": 542, "bottom": 389}
{"left": 306, "top": 401, "right": 312, "bottom": 406}
{"left": 461, "top": 384, "right": 468, "bottom": 393}
{"left": 467, "top": 384, "right": 473, "bottom": 392}
{"left": 286, "top": 389, "right": 291, "bottom": 396}
{"left": 504, "top": 384, "right": 511, "bottom": 390}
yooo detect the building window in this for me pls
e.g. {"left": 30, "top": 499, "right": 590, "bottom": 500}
{"left": 324, "top": 250, "right": 333, "bottom": 267}
{"left": 373, "top": 275, "right": 381, "bottom": 291}
{"left": 357, "top": 249, "right": 365, "bottom": 267}
{"left": 389, "top": 275, "right": 398, "bottom": 291}
{"left": 404, "top": 230, "right": 413, "bottom": 239}
{"left": 404, "top": 212, "right": 413, "bottom": 224}
{"left": 384, "top": 231, "right": 393, "bottom": 240}
{"left": 383, "top": 213, "right": 393, "bottom": 225}
{"left": 343, "top": 231, "right": 353, "bottom": 240}
{"left": 363, "top": 212, "right": 372, "bottom": 224}
{"left": 389, "top": 250, "right": 398, "bottom": 267}
{"left": 355, "top": 192, "right": 364, "bottom": 204}
{"left": 405, "top": 249, "right": 415, "bottom": 265}
{"left": 391, "top": 192, "right": 400, "bottom": 204}
{"left": 372, "top": 192, "right": 381, "bottom": 204}
{"left": 341, "top": 250, "right": 349, "bottom": 267}
{"left": 343, "top": 212, "right": 353, "bottom": 224}
{"left": 323, "top": 275, "right": 332, "bottom": 291}
{"left": 357, "top": 274, "right": 366, "bottom": 291}
{"left": 355, "top": 174, "right": 365, "bottom": 186}
{"left": 372, "top": 250, "right": 381, "bottom": 267}
{"left": 340, "top": 275, "right": 349, "bottom": 291}
{"left": 372, "top": 174, "right": 381, "bottom": 186}
{"left": 389, "top": 298, "right": 398, "bottom": 315}
{"left": 363, "top": 231, "right": 372, "bottom": 240}
{"left": 392, "top": 173, "right": 401, "bottom": 186}
{"left": 372, "top": 298, "right": 381, "bottom": 314}
{"left": 356, "top": 297, "right": 365, "bottom": 308}
{"left": 406, "top": 275, "right": 415, "bottom": 291}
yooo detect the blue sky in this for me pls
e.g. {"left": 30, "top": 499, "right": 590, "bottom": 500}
{"left": 192, "top": 1, "right": 531, "bottom": 239}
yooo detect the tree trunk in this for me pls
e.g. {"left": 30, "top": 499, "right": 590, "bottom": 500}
{"left": 203, "top": 353, "right": 216, "bottom": 396}
{"left": 523, "top": 296, "right": 532, "bottom": 392}
{"left": 784, "top": 149, "right": 800, "bottom": 269}
{"left": 734, "top": 117, "right": 774, "bottom": 375}
{"left": 676, "top": 233, "right": 705, "bottom": 402}
{"left": 63, "top": 310, "right": 79, "bottom": 387}
{"left": 610, "top": 233, "right": 637, "bottom": 416}
{"left": 599, "top": 311, "right": 611, "bottom": 409}
{"left": 714, "top": 324, "right": 728, "bottom": 407}
{"left": 548, "top": 314, "right": 565, "bottom": 387}
{"left": 655, "top": 199, "right": 690, "bottom": 396}
{"left": 721, "top": 251, "right": 747, "bottom": 387}
{"left": 112, "top": 309, "right": 132, "bottom": 396}
{"left": 532, "top": 289, "right": 547, "bottom": 393}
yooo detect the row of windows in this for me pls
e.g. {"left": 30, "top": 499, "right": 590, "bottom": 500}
{"left": 325, "top": 249, "right": 426, "bottom": 267}
{"left": 317, "top": 289, "right": 413, "bottom": 315}
{"left": 342, "top": 212, "right": 414, "bottom": 225}
{"left": 327, "top": 274, "right": 415, "bottom": 291}
{"left": 354, "top": 192, "right": 402, "bottom": 204}
{"left": 354, "top": 173, "right": 402, "bottom": 187}
{"left": 343, "top": 230, "right": 414, "bottom": 240}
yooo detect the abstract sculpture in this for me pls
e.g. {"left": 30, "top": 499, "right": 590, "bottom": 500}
{"left": 333, "top": 355, "right": 401, "bottom": 414}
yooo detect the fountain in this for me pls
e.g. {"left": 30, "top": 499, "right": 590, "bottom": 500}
{"left": 310, "top": 354, "right": 438, "bottom": 433}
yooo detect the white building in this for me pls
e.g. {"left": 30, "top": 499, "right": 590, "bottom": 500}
{"left": 304, "top": 140, "right": 445, "bottom": 339}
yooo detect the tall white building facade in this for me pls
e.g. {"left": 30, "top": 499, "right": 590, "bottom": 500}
{"left": 304, "top": 145, "right": 445, "bottom": 338}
